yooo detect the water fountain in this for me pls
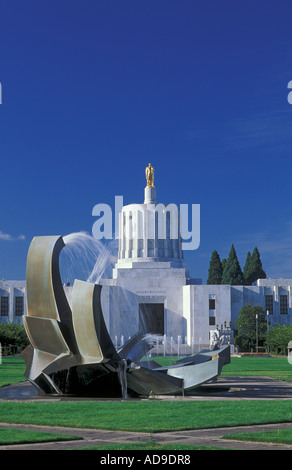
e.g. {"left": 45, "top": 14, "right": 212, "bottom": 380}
{"left": 60, "top": 231, "right": 118, "bottom": 286}
{"left": 22, "top": 234, "right": 230, "bottom": 398}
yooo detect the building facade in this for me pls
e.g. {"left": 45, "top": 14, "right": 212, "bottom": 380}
{"left": 2, "top": 276, "right": 292, "bottom": 351}
{"left": 183, "top": 280, "right": 292, "bottom": 349}
{"left": 99, "top": 172, "right": 292, "bottom": 350}
{"left": 2, "top": 169, "right": 292, "bottom": 351}
{"left": 0, "top": 280, "right": 26, "bottom": 325}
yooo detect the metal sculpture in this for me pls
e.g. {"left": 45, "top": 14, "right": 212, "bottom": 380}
{"left": 22, "top": 235, "right": 230, "bottom": 397}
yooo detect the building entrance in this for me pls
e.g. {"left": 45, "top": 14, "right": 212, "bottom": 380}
{"left": 139, "top": 303, "right": 164, "bottom": 335}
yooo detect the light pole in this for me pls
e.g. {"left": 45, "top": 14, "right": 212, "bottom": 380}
{"left": 266, "top": 310, "right": 269, "bottom": 353}
{"left": 256, "top": 313, "right": 259, "bottom": 353}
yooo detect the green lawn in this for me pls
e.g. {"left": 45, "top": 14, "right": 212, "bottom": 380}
{"left": 1, "top": 355, "right": 292, "bottom": 449}
{"left": 151, "top": 355, "right": 292, "bottom": 381}
{"left": 222, "top": 428, "right": 292, "bottom": 445}
{"left": 1, "top": 400, "right": 292, "bottom": 432}
{"left": 146, "top": 356, "right": 181, "bottom": 366}
{"left": 0, "top": 427, "right": 82, "bottom": 445}
{"left": 0, "top": 356, "right": 26, "bottom": 387}
{"left": 221, "top": 357, "right": 292, "bottom": 381}
{"left": 1, "top": 355, "right": 292, "bottom": 388}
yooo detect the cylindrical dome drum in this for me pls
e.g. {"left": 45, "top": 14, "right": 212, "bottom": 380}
{"left": 118, "top": 202, "right": 184, "bottom": 264}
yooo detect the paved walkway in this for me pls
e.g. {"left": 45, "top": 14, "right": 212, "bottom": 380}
{"left": 1, "top": 421, "right": 292, "bottom": 450}
{"left": 1, "top": 376, "right": 292, "bottom": 450}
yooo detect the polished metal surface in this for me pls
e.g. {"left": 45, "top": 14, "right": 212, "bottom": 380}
{"left": 22, "top": 235, "right": 230, "bottom": 397}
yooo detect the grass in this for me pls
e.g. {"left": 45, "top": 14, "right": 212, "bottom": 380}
{"left": 1, "top": 400, "right": 292, "bottom": 432}
{"left": 145, "top": 355, "right": 292, "bottom": 381}
{"left": 1, "top": 355, "right": 292, "bottom": 388}
{"left": 222, "top": 428, "right": 292, "bottom": 445}
{"left": 221, "top": 356, "right": 292, "bottom": 381}
{"left": 1, "top": 355, "right": 292, "bottom": 449}
{"left": 0, "top": 355, "right": 292, "bottom": 435}
{"left": 0, "top": 427, "right": 82, "bottom": 445}
{"left": 145, "top": 356, "right": 181, "bottom": 366}
{"left": 0, "top": 356, "right": 26, "bottom": 387}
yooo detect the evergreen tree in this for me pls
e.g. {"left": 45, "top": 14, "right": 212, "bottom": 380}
{"left": 221, "top": 244, "right": 244, "bottom": 285}
{"left": 221, "top": 258, "right": 227, "bottom": 274}
{"left": 248, "top": 246, "right": 266, "bottom": 284}
{"left": 207, "top": 250, "right": 223, "bottom": 284}
{"left": 243, "top": 250, "right": 253, "bottom": 285}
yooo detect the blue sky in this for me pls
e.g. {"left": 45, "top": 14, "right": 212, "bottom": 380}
{"left": 0, "top": 0, "right": 292, "bottom": 282}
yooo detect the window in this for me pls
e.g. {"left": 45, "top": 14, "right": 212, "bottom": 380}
{"left": 209, "top": 296, "right": 216, "bottom": 325}
{"left": 265, "top": 295, "right": 273, "bottom": 315}
{"left": 280, "top": 295, "right": 288, "bottom": 315}
{"left": 14, "top": 296, "right": 24, "bottom": 316}
{"left": 209, "top": 299, "right": 216, "bottom": 310}
{"left": 1, "top": 297, "right": 9, "bottom": 316}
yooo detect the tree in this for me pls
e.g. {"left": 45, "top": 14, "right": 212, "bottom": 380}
{"left": 266, "top": 323, "right": 292, "bottom": 355}
{"left": 221, "top": 258, "right": 226, "bottom": 271}
{"left": 243, "top": 250, "right": 252, "bottom": 285}
{"left": 235, "top": 304, "right": 267, "bottom": 352}
{"left": 221, "top": 244, "right": 244, "bottom": 285}
{"left": 0, "top": 322, "right": 29, "bottom": 354}
{"left": 207, "top": 250, "right": 223, "bottom": 284}
{"left": 248, "top": 246, "right": 266, "bottom": 284}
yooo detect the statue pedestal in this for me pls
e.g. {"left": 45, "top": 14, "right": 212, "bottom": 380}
{"left": 144, "top": 186, "right": 156, "bottom": 204}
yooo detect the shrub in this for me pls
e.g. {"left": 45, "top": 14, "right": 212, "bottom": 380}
{"left": 0, "top": 322, "right": 29, "bottom": 355}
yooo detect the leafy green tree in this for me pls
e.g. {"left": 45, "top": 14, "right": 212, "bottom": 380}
{"left": 235, "top": 304, "right": 267, "bottom": 351}
{"left": 266, "top": 323, "right": 292, "bottom": 355}
{"left": 0, "top": 322, "right": 29, "bottom": 354}
{"left": 221, "top": 244, "right": 244, "bottom": 285}
{"left": 207, "top": 250, "right": 223, "bottom": 284}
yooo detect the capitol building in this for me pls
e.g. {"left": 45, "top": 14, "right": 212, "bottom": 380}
{"left": 1, "top": 164, "right": 292, "bottom": 351}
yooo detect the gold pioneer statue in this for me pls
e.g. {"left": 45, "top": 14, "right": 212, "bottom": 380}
{"left": 145, "top": 163, "right": 155, "bottom": 187}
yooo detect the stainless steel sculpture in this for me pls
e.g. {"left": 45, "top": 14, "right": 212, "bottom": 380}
{"left": 22, "top": 235, "right": 230, "bottom": 397}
